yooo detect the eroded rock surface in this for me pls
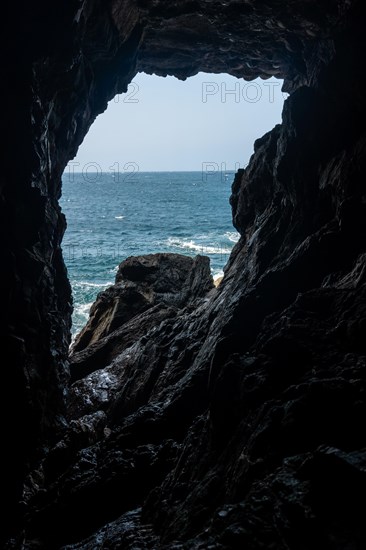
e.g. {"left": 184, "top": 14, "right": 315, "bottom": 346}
{"left": 2, "top": 0, "right": 366, "bottom": 548}
{"left": 72, "top": 253, "right": 213, "bottom": 354}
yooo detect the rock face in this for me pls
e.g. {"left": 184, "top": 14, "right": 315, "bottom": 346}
{"left": 2, "top": 0, "right": 366, "bottom": 548}
{"left": 70, "top": 253, "right": 214, "bottom": 379}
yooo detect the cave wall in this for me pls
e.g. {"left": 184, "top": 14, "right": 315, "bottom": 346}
{"left": 2, "top": 0, "right": 366, "bottom": 547}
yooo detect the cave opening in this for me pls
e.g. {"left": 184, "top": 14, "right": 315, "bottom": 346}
{"left": 3, "top": 0, "right": 366, "bottom": 547}
{"left": 60, "top": 71, "right": 285, "bottom": 337}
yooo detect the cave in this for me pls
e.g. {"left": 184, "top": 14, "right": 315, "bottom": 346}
{"left": 2, "top": 1, "right": 366, "bottom": 548}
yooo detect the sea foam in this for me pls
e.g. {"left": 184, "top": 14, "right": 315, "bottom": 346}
{"left": 166, "top": 237, "right": 231, "bottom": 255}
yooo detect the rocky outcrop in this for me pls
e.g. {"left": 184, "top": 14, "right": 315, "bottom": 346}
{"left": 72, "top": 253, "right": 213, "bottom": 354}
{"left": 70, "top": 253, "right": 214, "bottom": 381}
{"left": 2, "top": 0, "right": 366, "bottom": 548}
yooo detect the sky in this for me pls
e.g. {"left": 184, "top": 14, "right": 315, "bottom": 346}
{"left": 67, "top": 72, "right": 286, "bottom": 173}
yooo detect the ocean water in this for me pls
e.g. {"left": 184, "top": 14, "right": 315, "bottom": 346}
{"left": 60, "top": 171, "right": 240, "bottom": 336}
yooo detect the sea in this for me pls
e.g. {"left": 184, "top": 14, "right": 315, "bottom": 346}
{"left": 60, "top": 171, "right": 240, "bottom": 337}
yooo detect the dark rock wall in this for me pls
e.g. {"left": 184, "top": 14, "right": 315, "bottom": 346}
{"left": 2, "top": 0, "right": 366, "bottom": 547}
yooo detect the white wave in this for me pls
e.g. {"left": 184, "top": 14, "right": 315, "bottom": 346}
{"left": 115, "top": 215, "right": 124, "bottom": 220}
{"left": 73, "top": 281, "right": 113, "bottom": 289}
{"left": 74, "top": 302, "right": 93, "bottom": 317}
{"left": 212, "top": 269, "right": 224, "bottom": 280}
{"left": 166, "top": 237, "right": 231, "bottom": 255}
{"left": 225, "top": 231, "right": 240, "bottom": 243}
{"left": 71, "top": 302, "right": 94, "bottom": 343}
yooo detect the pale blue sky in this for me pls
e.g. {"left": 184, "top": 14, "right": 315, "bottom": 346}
{"left": 68, "top": 72, "right": 285, "bottom": 172}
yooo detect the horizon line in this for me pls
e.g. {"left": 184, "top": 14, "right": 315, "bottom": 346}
{"left": 63, "top": 169, "right": 238, "bottom": 174}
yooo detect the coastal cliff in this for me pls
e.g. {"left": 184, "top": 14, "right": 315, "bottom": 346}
{"left": 2, "top": 0, "right": 366, "bottom": 548}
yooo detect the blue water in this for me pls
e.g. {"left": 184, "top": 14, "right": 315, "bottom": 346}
{"left": 60, "top": 171, "right": 239, "bottom": 336}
